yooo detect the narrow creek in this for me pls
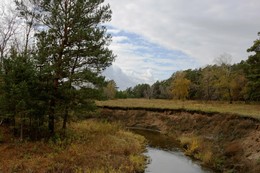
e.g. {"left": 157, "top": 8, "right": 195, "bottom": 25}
{"left": 132, "top": 129, "right": 213, "bottom": 173}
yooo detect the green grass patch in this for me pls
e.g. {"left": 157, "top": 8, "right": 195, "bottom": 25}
{"left": 96, "top": 99, "right": 260, "bottom": 119}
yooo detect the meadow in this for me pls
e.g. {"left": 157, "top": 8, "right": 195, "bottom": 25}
{"left": 0, "top": 120, "right": 146, "bottom": 173}
{"left": 96, "top": 99, "right": 260, "bottom": 119}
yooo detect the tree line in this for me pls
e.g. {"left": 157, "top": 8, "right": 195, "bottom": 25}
{"left": 0, "top": 0, "right": 115, "bottom": 140}
{"left": 112, "top": 35, "right": 260, "bottom": 102}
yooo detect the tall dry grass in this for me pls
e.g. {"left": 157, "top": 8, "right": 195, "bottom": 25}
{"left": 0, "top": 120, "right": 147, "bottom": 173}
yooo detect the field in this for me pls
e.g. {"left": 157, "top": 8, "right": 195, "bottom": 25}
{"left": 96, "top": 99, "right": 260, "bottom": 119}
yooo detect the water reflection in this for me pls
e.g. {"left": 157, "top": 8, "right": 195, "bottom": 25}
{"left": 132, "top": 129, "right": 213, "bottom": 173}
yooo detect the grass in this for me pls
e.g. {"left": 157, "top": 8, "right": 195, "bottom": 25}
{"left": 0, "top": 120, "right": 147, "bottom": 173}
{"left": 178, "top": 134, "right": 214, "bottom": 166}
{"left": 96, "top": 99, "right": 260, "bottom": 119}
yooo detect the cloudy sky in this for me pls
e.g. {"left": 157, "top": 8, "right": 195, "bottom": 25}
{"left": 1, "top": 0, "right": 259, "bottom": 90}
{"left": 102, "top": 0, "right": 260, "bottom": 89}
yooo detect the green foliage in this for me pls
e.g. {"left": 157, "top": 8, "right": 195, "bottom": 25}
{"left": 184, "top": 69, "right": 202, "bottom": 99}
{"left": 121, "top": 56, "right": 255, "bottom": 102}
{"left": 0, "top": 48, "right": 42, "bottom": 139}
{"left": 115, "top": 90, "right": 128, "bottom": 99}
{"left": 12, "top": 0, "right": 115, "bottom": 135}
{"left": 132, "top": 83, "right": 151, "bottom": 98}
{"left": 246, "top": 33, "right": 260, "bottom": 101}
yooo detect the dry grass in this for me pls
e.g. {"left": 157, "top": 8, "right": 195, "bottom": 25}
{"left": 178, "top": 134, "right": 214, "bottom": 166}
{"left": 0, "top": 120, "right": 147, "bottom": 173}
{"left": 179, "top": 135, "right": 200, "bottom": 156}
{"left": 96, "top": 99, "right": 260, "bottom": 119}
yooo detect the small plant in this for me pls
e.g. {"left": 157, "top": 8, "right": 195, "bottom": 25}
{"left": 179, "top": 135, "right": 201, "bottom": 156}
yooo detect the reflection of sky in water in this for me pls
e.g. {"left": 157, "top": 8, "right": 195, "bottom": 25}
{"left": 145, "top": 147, "right": 211, "bottom": 173}
{"left": 132, "top": 129, "right": 212, "bottom": 173}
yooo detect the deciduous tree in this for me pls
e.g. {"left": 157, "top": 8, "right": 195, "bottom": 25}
{"left": 104, "top": 80, "right": 117, "bottom": 99}
{"left": 171, "top": 71, "right": 191, "bottom": 100}
{"left": 0, "top": 2, "right": 17, "bottom": 68}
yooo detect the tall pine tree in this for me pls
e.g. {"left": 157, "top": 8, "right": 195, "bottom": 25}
{"left": 246, "top": 32, "right": 260, "bottom": 101}
{"left": 15, "top": 0, "right": 115, "bottom": 134}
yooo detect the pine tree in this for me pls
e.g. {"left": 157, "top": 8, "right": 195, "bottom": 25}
{"left": 15, "top": 0, "right": 115, "bottom": 134}
{"left": 246, "top": 33, "right": 260, "bottom": 101}
{"left": 0, "top": 48, "right": 38, "bottom": 139}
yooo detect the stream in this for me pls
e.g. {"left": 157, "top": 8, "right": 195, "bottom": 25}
{"left": 132, "top": 129, "right": 213, "bottom": 173}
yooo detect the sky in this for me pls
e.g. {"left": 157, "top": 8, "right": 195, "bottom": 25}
{"left": 102, "top": 0, "right": 260, "bottom": 90}
{"left": 1, "top": 0, "right": 260, "bottom": 90}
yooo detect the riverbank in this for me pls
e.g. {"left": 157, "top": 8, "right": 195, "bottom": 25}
{"left": 133, "top": 129, "right": 213, "bottom": 173}
{"left": 0, "top": 120, "right": 147, "bottom": 172}
{"left": 99, "top": 107, "right": 260, "bottom": 173}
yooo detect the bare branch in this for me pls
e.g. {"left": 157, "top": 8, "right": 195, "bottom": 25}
{"left": 0, "top": 1, "right": 18, "bottom": 66}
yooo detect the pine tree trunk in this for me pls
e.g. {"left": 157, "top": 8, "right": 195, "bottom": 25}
{"left": 20, "top": 115, "right": 23, "bottom": 141}
{"left": 49, "top": 78, "right": 59, "bottom": 135}
{"left": 12, "top": 115, "right": 16, "bottom": 136}
{"left": 49, "top": 99, "right": 55, "bottom": 135}
{"left": 62, "top": 106, "right": 68, "bottom": 130}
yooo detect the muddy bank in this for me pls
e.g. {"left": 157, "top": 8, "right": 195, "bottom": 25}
{"left": 99, "top": 108, "right": 260, "bottom": 173}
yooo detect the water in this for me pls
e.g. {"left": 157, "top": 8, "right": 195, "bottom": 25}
{"left": 132, "top": 129, "right": 213, "bottom": 173}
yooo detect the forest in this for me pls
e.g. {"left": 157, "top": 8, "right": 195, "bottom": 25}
{"left": 112, "top": 48, "right": 260, "bottom": 103}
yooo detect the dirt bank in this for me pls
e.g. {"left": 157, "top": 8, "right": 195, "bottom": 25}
{"left": 99, "top": 108, "right": 260, "bottom": 173}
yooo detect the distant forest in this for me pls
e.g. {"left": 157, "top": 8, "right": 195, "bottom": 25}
{"left": 106, "top": 35, "right": 260, "bottom": 102}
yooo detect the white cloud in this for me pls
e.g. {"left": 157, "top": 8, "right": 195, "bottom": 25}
{"left": 112, "top": 36, "right": 128, "bottom": 43}
{"left": 107, "top": 0, "right": 260, "bottom": 64}
{"left": 107, "top": 28, "right": 121, "bottom": 34}
{"left": 105, "top": 31, "right": 200, "bottom": 89}
{"left": 101, "top": 0, "right": 260, "bottom": 89}
{"left": 103, "top": 65, "right": 140, "bottom": 90}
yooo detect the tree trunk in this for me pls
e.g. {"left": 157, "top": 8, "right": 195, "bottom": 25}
{"left": 49, "top": 107, "right": 54, "bottom": 135}
{"left": 49, "top": 77, "right": 59, "bottom": 135}
{"left": 20, "top": 115, "right": 23, "bottom": 141}
{"left": 12, "top": 115, "right": 16, "bottom": 136}
{"left": 48, "top": 99, "right": 55, "bottom": 135}
{"left": 62, "top": 106, "right": 68, "bottom": 130}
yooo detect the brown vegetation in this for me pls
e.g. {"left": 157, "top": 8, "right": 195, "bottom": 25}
{"left": 99, "top": 106, "right": 260, "bottom": 173}
{"left": 0, "top": 120, "right": 147, "bottom": 173}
